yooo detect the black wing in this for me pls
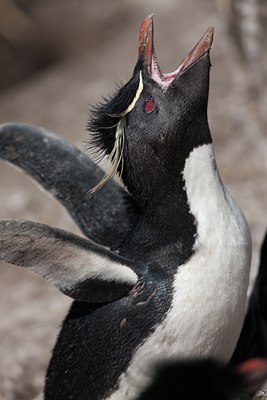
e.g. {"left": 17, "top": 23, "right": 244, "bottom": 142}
{"left": 0, "top": 123, "right": 137, "bottom": 248}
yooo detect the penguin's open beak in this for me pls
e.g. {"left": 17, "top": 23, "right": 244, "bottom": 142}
{"left": 139, "top": 14, "right": 214, "bottom": 89}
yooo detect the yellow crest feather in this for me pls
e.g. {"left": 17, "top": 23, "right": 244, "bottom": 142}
{"left": 88, "top": 71, "right": 143, "bottom": 195}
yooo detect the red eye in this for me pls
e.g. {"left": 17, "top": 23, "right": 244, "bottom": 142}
{"left": 144, "top": 96, "right": 156, "bottom": 113}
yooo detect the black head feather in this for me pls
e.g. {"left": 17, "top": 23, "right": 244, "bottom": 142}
{"left": 87, "top": 61, "right": 143, "bottom": 160}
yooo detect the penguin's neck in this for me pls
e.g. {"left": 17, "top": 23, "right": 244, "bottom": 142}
{"left": 121, "top": 142, "right": 247, "bottom": 267}
{"left": 134, "top": 186, "right": 197, "bottom": 265}
{"left": 118, "top": 152, "right": 199, "bottom": 264}
{"left": 119, "top": 166, "right": 197, "bottom": 263}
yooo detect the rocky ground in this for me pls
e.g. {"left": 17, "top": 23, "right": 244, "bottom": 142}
{"left": 0, "top": 0, "right": 267, "bottom": 399}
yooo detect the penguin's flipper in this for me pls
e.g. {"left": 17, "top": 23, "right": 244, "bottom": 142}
{"left": 0, "top": 123, "right": 137, "bottom": 248}
{"left": 0, "top": 219, "right": 138, "bottom": 303}
{"left": 231, "top": 229, "right": 267, "bottom": 364}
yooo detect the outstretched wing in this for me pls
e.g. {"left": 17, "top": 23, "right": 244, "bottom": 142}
{"left": 0, "top": 123, "right": 137, "bottom": 248}
{"left": 0, "top": 219, "right": 139, "bottom": 303}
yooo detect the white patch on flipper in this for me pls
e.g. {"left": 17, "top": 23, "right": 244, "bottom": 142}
{"left": 0, "top": 220, "right": 138, "bottom": 289}
{"left": 34, "top": 239, "right": 138, "bottom": 290}
{"left": 106, "top": 144, "right": 252, "bottom": 400}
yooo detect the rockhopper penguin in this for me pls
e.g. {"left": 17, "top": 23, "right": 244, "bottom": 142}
{"left": 0, "top": 15, "right": 252, "bottom": 400}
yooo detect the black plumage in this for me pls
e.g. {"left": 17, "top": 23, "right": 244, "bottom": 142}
{"left": 231, "top": 229, "right": 267, "bottom": 365}
{"left": 0, "top": 14, "right": 264, "bottom": 400}
{"left": 137, "top": 358, "right": 267, "bottom": 400}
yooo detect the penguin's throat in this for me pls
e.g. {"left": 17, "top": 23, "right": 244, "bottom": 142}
{"left": 118, "top": 167, "right": 197, "bottom": 264}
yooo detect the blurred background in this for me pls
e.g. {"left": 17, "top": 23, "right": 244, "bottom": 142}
{"left": 0, "top": 0, "right": 266, "bottom": 399}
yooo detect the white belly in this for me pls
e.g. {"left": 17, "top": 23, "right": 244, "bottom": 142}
{"left": 106, "top": 144, "right": 252, "bottom": 400}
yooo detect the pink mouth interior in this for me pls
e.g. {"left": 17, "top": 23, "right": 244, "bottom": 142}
{"left": 149, "top": 27, "right": 214, "bottom": 90}
{"left": 150, "top": 55, "right": 175, "bottom": 89}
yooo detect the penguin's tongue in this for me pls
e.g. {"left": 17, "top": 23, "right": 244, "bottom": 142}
{"left": 139, "top": 15, "right": 214, "bottom": 89}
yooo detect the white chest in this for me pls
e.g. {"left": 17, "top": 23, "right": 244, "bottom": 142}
{"left": 106, "top": 144, "right": 252, "bottom": 400}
